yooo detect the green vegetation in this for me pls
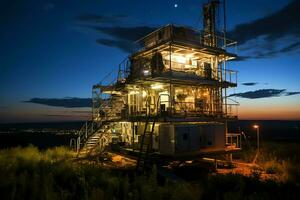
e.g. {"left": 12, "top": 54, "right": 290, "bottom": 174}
{"left": 235, "top": 141, "right": 300, "bottom": 183}
{"left": 0, "top": 145, "right": 299, "bottom": 200}
{"left": 258, "top": 142, "right": 300, "bottom": 183}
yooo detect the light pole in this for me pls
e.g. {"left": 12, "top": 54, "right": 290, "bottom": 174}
{"left": 253, "top": 125, "right": 260, "bottom": 152}
{"left": 252, "top": 124, "right": 260, "bottom": 163}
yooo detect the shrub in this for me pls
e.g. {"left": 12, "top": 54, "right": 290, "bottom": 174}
{"left": 0, "top": 146, "right": 299, "bottom": 200}
{"left": 44, "top": 146, "right": 75, "bottom": 162}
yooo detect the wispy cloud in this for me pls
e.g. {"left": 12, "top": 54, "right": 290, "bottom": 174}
{"left": 75, "top": 1, "right": 300, "bottom": 57}
{"left": 285, "top": 92, "right": 300, "bottom": 96}
{"left": 91, "top": 25, "right": 156, "bottom": 52}
{"left": 229, "top": 89, "right": 300, "bottom": 99}
{"left": 230, "top": 0, "right": 300, "bottom": 60}
{"left": 231, "top": 56, "right": 251, "bottom": 62}
{"left": 242, "top": 82, "right": 258, "bottom": 86}
{"left": 24, "top": 97, "right": 92, "bottom": 108}
{"left": 96, "top": 38, "right": 133, "bottom": 53}
{"left": 93, "top": 26, "right": 156, "bottom": 42}
{"left": 279, "top": 42, "right": 300, "bottom": 53}
{"left": 230, "top": 0, "right": 300, "bottom": 45}
{"left": 75, "top": 13, "right": 157, "bottom": 52}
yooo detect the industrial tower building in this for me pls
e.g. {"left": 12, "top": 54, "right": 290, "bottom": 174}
{"left": 75, "top": 1, "right": 241, "bottom": 167}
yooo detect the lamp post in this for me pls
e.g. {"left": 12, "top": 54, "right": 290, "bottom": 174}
{"left": 253, "top": 125, "right": 260, "bottom": 152}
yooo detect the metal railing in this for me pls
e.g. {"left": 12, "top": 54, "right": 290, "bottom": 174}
{"left": 93, "top": 97, "right": 124, "bottom": 122}
{"left": 117, "top": 57, "right": 130, "bottom": 83}
{"left": 173, "top": 101, "right": 238, "bottom": 118}
{"left": 70, "top": 121, "right": 114, "bottom": 155}
{"left": 128, "top": 93, "right": 170, "bottom": 117}
{"left": 163, "top": 59, "right": 220, "bottom": 80}
{"left": 72, "top": 121, "right": 94, "bottom": 153}
{"left": 126, "top": 94, "right": 238, "bottom": 119}
{"left": 223, "top": 103, "right": 239, "bottom": 118}
{"left": 221, "top": 68, "right": 238, "bottom": 85}
{"left": 130, "top": 58, "right": 237, "bottom": 85}
{"left": 134, "top": 24, "right": 237, "bottom": 54}
{"left": 117, "top": 56, "right": 238, "bottom": 87}
{"left": 224, "top": 97, "right": 239, "bottom": 118}
{"left": 226, "top": 133, "right": 242, "bottom": 149}
{"left": 173, "top": 101, "right": 223, "bottom": 116}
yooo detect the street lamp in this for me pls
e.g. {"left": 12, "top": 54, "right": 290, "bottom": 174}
{"left": 253, "top": 125, "right": 260, "bottom": 152}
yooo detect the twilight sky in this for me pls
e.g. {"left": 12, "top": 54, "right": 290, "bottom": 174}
{"left": 0, "top": 0, "right": 300, "bottom": 123}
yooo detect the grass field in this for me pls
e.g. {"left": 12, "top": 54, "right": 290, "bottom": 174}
{"left": 233, "top": 140, "right": 300, "bottom": 183}
{"left": 0, "top": 144, "right": 299, "bottom": 200}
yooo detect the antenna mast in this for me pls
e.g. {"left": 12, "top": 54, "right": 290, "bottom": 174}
{"left": 203, "top": 0, "right": 220, "bottom": 47}
{"left": 223, "top": 0, "right": 227, "bottom": 48}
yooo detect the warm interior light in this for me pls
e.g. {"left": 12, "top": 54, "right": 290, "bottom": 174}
{"left": 203, "top": 92, "right": 209, "bottom": 96}
{"left": 185, "top": 53, "right": 194, "bottom": 58}
{"left": 143, "top": 70, "right": 150, "bottom": 75}
{"left": 253, "top": 125, "right": 259, "bottom": 129}
{"left": 129, "top": 90, "right": 139, "bottom": 95}
{"left": 151, "top": 84, "right": 163, "bottom": 90}
{"left": 172, "top": 54, "right": 186, "bottom": 63}
{"left": 142, "top": 91, "right": 147, "bottom": 97}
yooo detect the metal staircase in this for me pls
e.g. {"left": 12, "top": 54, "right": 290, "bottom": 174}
{"left": 73, "top": 66, "right": 127, "bottom": 157}
{"left": 74, "top": 121, "right": 113, "bottom": 157}
{"left": 93, "top": 84, "right": 125, "bottom": 122}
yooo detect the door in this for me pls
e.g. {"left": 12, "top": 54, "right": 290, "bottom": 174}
{"left": 175, "top": 126, "right": 189, "bottom": 153}
{"left": 189, "top": 125, "right": 200, "bottom": 151}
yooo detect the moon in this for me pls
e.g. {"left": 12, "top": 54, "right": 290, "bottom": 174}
{"left": 174, "top": 4, "right": 178, "bottom": 8}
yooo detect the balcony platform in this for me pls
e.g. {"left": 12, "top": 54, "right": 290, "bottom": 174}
{"left": 132, "top": 70, "right": 237, "bottom": 88}
{"left": 120, "top": 146, "right": 241, "bottom": 162}
{"left": 123, "top": 114, "right": 238, "bottom": 123}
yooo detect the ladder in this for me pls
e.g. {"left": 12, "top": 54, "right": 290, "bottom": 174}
{"left": 135, "top": 94, "right": 168, "bottom": 171}
{"left": 136, "top": 120, "right": 156, "bottom": 171}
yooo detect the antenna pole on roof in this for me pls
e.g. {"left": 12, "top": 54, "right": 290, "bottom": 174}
{"left": 203, "top": 0, "right": 219, "bottom": 47}
{"left": 223, "top": 0, "right": 227, "bottom": 49}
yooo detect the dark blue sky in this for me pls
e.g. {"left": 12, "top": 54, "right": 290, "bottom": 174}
{"left": 0, "top": 0, "right": 299, "bottom": 122}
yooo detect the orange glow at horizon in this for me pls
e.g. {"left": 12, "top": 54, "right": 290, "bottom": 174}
{"left": 236, "top": 96, "right": 300, "bottom": 120}
{"left": 239, "top": 105, "right": 300, "bottom": 120}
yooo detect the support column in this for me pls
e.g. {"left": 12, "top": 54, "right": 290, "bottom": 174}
{"left": 85, "top": 122, "right": 88, "bottom": 139}
{"left": 169, "top": 42, "right": 173, "bottom": 115}
{"left": 77, "top": 136, "right": 80, "bottom": 153}
{"left": 132, "top": 122, "right": 135, "bottom": 150}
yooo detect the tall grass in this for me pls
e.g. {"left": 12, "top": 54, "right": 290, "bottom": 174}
{"left": 234, "top": 140, "right": 300, "bottom": 183}
{"left": 257, "top": 142, "right": 300, "bottom": 183}
{"left": 0, "top": 146, "right": 299, "bottom": 200}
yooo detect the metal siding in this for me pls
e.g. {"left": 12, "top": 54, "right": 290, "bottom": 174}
{"left": 159, "top": 124, "right": 175, "bottom": 155}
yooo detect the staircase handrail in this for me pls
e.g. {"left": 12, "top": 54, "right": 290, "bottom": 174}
{"left": 76, "top": 121, "right": 94, "bottom": 147}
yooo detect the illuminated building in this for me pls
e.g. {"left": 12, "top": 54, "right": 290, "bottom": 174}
{"left": 76, "top": 1, "right": 242, "bottom": 168}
